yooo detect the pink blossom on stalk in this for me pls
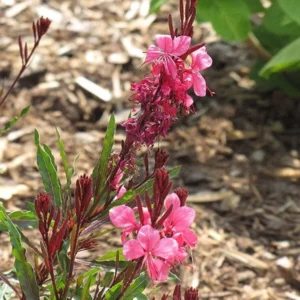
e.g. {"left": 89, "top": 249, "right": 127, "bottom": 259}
{"left": 109, "top": 205, "right": 150, "bottom": 243}
{"left": 117, "top": 186, "right": 127, "bottom": 199}
{"left": 163, "top": 193, "right": 198, "bottom": 248}
{"left": 123, "top": 225, "right": 178, "bottom": 281}
{"left": 186, "top": 46, "right": 213, "bottom": 97}
{"left": 145, "top": 35, "right": 191, "bottom": 78}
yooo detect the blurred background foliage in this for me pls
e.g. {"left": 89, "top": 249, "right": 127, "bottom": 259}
{"left": 150, "top": 0, "right": 300, "bottom": 97}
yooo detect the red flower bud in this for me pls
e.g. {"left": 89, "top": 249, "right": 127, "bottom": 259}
{"left": 174, "top": 188, "right": 189, "bottom": 206}
{"left": 75, "top": 174, "right": 93, "bottom": 222}
{"left": 35, "top": 192, "right": 51, "bottom": 220}
{"left": 184, "top": 287, "right": 199, "bottom": 300}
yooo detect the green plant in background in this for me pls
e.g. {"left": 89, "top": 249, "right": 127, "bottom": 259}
{"left": 150, "top": 0, "right": 300, "bottom": 96}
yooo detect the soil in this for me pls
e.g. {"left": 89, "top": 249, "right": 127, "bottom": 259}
{"left": 1, "top": 0, "right": 300, "bottom": 299}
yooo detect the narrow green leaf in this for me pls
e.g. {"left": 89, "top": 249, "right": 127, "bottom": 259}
{"left": 8, "top": 210, "right": 37, "bottom": 221}
{"left": 34, "top": 129, "right": 62, "bottom": 206}
{"left": 196, "top": 0, "right": 251, "bottom": 41}
{"left": 92, "top": 114, "right": 116, "bottom": 200}
{"left": 0, "top": 106, "right": 30, "bottom": 136}
{"left": 123, "top": 273, "right": 150, "bottom": 300}
{"left": 105, "top": 282, "right": 123, "bottom": 300}
{"left": 149, "top": 0, "right": 167, "bottom": 14}
{"left": 260, "top": 37, "right": 300, "bottom": 78}
{"left": 2, "top": 213, "right": 39, "bottom": 299}
{"left": 81, "top": 276, "right": 93, "bottom": 300}
{"left": 133, "top": 294, "right": 149, "bottom": 300}
{"left": 278, "top": 0, "right": 300, "bottom": 25}
{"left": 96, "top": 249, "right": 125, "bottom": 262}
{"left": 43, "top": 144, "right": 57, "bottom": 171}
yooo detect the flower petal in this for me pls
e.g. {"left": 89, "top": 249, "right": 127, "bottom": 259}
{"left": 147, "top": 257, "right": 169, "bottom": 281}
{"left": 123, "top": 239, "right": 145, "bottom": 260}
{"left": 153, "top": 237, "right": 178, "bottom": 259}
{"left": 137, "top": 225, "right": 160, "bottom": 252}
{"left": 191, "top": 47, "right": 212, "bottom": 71}
{"left": 163, "top": 56, "right": 178, "bottom": 78}
{"left": 182, "top": 228, "right": 198, "bottom": 248}
{"left": 109, "top": 205, "right": 136, "bottom": 228}
{"left": 145, "top": 45, "right": 162, "bottom": 63}
{"left": 184, "top": 94, "right": 193, "bottom": 108}
{"left": 172, "top": 36, "right": 191, "bottom": 56}
{"left": 164, "top": 193, "right": 181, "bottom": 211}
{"left": 192, "top": 72, "right": 207, "bottom": 97}
{"left": 155, "top": 35, "right": 174, "bottom": 53}
{"left": 172, "top": 206, "right": 195, "bottom": 231}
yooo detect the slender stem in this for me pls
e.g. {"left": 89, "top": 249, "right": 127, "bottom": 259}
{"left": 0, "top": 271, "right": 22, "bottom": 299}
{"left": 246, "top": 32, "right": 272, "bottom": 61}
{"left": 61, "top": 223, "right": 81, "bottom": 300}
{"left": 0, "top": 41, "right": 40, "bottom": 109}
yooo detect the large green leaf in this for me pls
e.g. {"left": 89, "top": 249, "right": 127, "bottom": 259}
{"left": 246, "top": 0, "right": 264, "bottom": 13}
{"left": 34, "top": 129, "right": 62, "bottom": 206}
{"left": 196, "top": 0, "right": 251, "bottom": 41}
{"left": 260, "top": 37, "right": 300, "bottom": 78}
{"left": 263, "top": 1, "right": 300, "bottom": 37}
{"left": 149, "top": 0, "right": 167, "bottom": 14}
{"left": 92, "top": 114, "right": 116, "bottom": 201}
{"left": 123, "top": 272, "right": 150, "bottom": 300}
{"left": 0, "top": 212, "right": 39, "bottom": 299}
{"left": 0, "top": 106, "right": 30, "bottom": 136}
{"left": 278, "top": 0, "right": 300, "bottom": 25}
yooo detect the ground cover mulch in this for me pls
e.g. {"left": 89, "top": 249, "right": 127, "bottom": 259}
{"left": 1, "top": 0, "right": 300, "bottom": 299}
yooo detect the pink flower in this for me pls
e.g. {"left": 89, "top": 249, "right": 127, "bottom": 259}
{"left": 187, "top": 46, "right": 212, "bottom": 97}
{"left": 145, "top": 35, "right": 191, "bottom": 78}
{"left": 109, "top": 205, "right": 150, "bottom": 244}
{"left": 123, "top": 225, "right": 178, "bottom": 281}
{"left": 117, "top": 186, "right": 127, "bottom": 199}
{"left": 163, "top": 193, "right": 198, "bottom": 248}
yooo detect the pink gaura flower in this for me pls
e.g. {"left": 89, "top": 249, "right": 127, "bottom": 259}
{"left": 163, "top": 193, "right": 198, "bottom": 248}
{"left": 145, "top": 35, "right": 191, "bottom": 78}
{"left": 109, "top": 205, "right": 150, "bottom": 244}
{"left": 186, "top": 46, "right": 212, "bottom": 97}
{"left": 123, "top": 225, "right": 178, "bottom": 281}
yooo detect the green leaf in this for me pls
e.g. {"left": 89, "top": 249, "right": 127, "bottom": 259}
{"left": 1, "top": 212, "right": 39, "bottom": 299}
{"left": 34, "top": 129, "right": 62, "bottom": 206}
{"left": 263, "top": 0, "right": 300, "bottom": 37}
{"left": 196, "top": 0, "right": 251, "bottom": 41}
{"left": 105, "top": 190, "right": 134, "bottom": 213}
{"left": 278, "top": 0, "right": 300, "bottom": 25}
{"left": 92, "top": 114, "right": 116, "bottom": 201}
{"left": 246, "top": 0, "right": 264, "bottom": 13}
{"left": 96, "top": 249, "right": 125, "bottom": 262}
{"left": 0, "top": 106, "right": 30, "bottom": 136}
{"left": 8, "top": 210, "right": 37, "bottom": 221}
{"left": 260, "top": 37, "right": 300, "bottom": 78}
{"left": 81, "top": 276, "right": 93, "bottom": 300}
{"left": 133, "top": 294, "right": 149, "bottom": 300}
{"left": 105, "top": 282, "right": 123, "bottom": 300}
{"left": 149, "top": 0, "right": 167, "bottom": 14}
{"left": 123, "top": 273, "right": 150, "bottom": 300}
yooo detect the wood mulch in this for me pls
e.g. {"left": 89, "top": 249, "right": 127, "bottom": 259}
{"left": 1, "top": 0, "right": 300, "bottom": 299}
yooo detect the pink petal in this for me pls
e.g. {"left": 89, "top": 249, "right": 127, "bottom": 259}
{"left": 184, "top": 94, "right": 193, "bottom": 108}
{"left": 147, "top": 257, "right": 169, "bottom": 281}
{"left": 163, "top": 56, "right": 178, "bottom": 78}
{"left": 155, "top": 35, "right": 174, "bottom": 53}
{"left": 172, "top": 206, "right": 195, "bottom": 231}
{"left": 172, "top": 36, "right": 191, "bottom": 56}
{"left": 192, "top": 72, "right": 207, "bottom": 97}
{"left": 153, "top": 238, "right": 178, "bottom": 260}
{"left": 109, "top": 205, "right": 136, "bottom": 229}
{"left": 165, "top": 193, "right": 181, "bottom": 211}
{"left": 117, "top": 186, "right": 127, "bottom": 199}
{"left": 137, "top": 225, "right": 160, "bottom": 252}
{"left": 176, "top": 247, "right": 188, "bottom": 262}
{"left": 145, "top": 45, "right": 162, "bottom": 63}
{"left": 191, "top": 47, "right": 212, "bottom": 71}
{"left": 123, "top": 239, "right": 145, "bottom": 260}
{"left": 182, "top": 228, "right": 198, "bottom": 248}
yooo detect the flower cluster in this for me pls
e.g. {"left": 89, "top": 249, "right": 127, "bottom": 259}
{"left": 123, "top": 34, "right": 213, "bottom": 147}
{"left": 109, "top": 170, "right": 197, "bottom": 281}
